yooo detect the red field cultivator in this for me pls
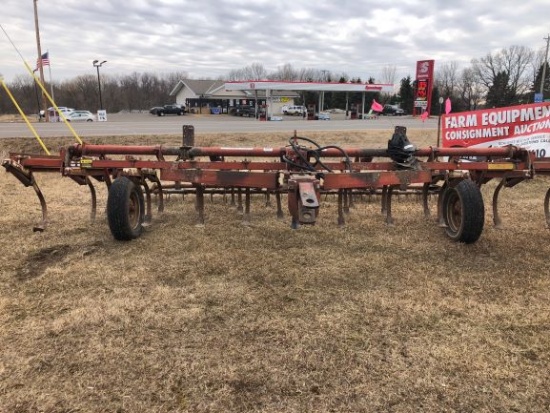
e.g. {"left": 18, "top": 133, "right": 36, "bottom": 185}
{"left": 3, "top": 125, "right": 550, "bottom": 244}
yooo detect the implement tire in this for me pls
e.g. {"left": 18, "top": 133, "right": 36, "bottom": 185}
{"left": 441, "top": 179, "right": 484, "bottom": 244}
{"left": 107, "top": 177, "right": 145, "bottom": 241}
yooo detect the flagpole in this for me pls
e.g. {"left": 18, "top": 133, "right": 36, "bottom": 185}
{"left": 47, "top": 49, "right": 54, "bottom": 102}
{"left": 33, "top": 0, "right": 49, "bottom": 121}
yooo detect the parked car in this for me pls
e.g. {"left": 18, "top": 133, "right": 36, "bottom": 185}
{"left": 230, "top": 105, "right": 256, "bottom": 117}
{"left": 65, "top": 110, "right": 95, "bottom": 122}
{"left": 382, "top": 105, "right": 406, "bottom": 116}
{"left": 283, "top": 105, "right": 306, "bottom": 116}
{"left": 149, "top": 104, "right": 185, "bottom": 116}
{"left": 317, "top": 112, "right": 331, "bottom": 120}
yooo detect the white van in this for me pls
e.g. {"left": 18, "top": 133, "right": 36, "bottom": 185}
{"left": 283, "top": 105, "right": 306, "bottom": 116}
{"left": 47, "top": 106, "right": 75, "bottom": 122}
{"left": 48, "top": 106, "right": 74, "bottom": 114}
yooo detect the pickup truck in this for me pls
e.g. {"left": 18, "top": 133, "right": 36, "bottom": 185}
{"left": 382, "top": 105, "right": 406, "bottom": 116}
{"left": 149, "top": 104, "right": 185, "bottom": 116}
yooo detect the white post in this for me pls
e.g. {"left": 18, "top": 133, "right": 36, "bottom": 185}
{"left": 47, "top": 50, "right": 54, "bottom": 102}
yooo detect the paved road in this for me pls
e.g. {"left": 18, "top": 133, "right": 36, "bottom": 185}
{"left": 0, "top": 113, "right": 438, "bottom": 138}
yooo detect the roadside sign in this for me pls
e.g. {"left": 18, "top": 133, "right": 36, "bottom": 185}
{"left": 534, "top": 93, "right": 543, "bottom": 103}
{"left": 97, "top": 110, "right": 107, "bottom": 122}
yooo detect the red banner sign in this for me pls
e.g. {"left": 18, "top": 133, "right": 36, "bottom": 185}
{"left": 441, "top": 102, "right": 550, "bottom": 158}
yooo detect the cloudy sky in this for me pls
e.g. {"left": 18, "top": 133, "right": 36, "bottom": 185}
{"left": 1, "top": 0, "right": 549, "bottom": 84}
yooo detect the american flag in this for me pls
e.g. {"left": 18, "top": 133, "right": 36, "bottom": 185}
{"left": 35, "top": 52, "right": 50, "bottom": 70}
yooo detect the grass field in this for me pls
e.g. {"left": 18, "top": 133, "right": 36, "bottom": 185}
{"left": 1, "top": 130, "right": 549, "bottom": 412}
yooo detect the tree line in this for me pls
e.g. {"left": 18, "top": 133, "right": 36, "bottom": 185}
{"left": 0, "top": 71, "right": 187, "bottom": 115}
{"left": 1, "top": 44, "right": 548, "bottom": 116}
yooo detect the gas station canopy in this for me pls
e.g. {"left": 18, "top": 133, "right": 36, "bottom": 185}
{"left": 225, "top": 80, "right": 394, "bottom": 93}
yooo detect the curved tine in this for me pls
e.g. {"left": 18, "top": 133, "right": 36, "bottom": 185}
{"left": 31, "top": 177, "right": 48, "bottom": 232}
{"left": 544, "top": 187, "right": 550, "bottom": 228}
{"left": 237, "top": 188, "right": 244, "bottom": 213}
{"left": 422, "top": 182, "right": 430, "bottom": 219}
{"left": 492, "top": 178, "right": 506, "bottom": 229}
{"left": 437, "top": 182, "right": 448, "bottom": 227}
{"left": 348, "top": 189, "right": 355, "bottom": 209}
{"left": 141, "top": 179, "right": 153, "bottom": 224}
{"left": 104, "top": 171, "right": 113, "bottom": 189}
{"left": 276, "top": 191, "right": 284, "bottom": 219}
{"left": 148, "top": 175, "right": 165, "bottom": 213}
{"left": 385, "top": 185, "right": 395, "bottom": 226}
{"left": 343, "top": 189, "right": 350, "bottom": 214}
{"left": 381, "top": 185, "right": 388, "bottom": 214}
{"left": 242, "top": 188, "right": 251, "bottom": 225}
{"left": 85, "top": 176, "right": 97, "bottom": 221}
{"left": 337, "top": 189, "right": 345, "bottom": 227}
{"left": 195, "top": 185, "right": 205, "bottom": 227}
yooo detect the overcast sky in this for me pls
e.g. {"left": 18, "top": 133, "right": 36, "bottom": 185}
{"left": 1, "top": 0, "right": 549, "bottom": 85}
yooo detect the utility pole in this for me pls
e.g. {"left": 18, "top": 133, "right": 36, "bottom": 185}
{"left": 540, "top": 34, "right": 550, "bottom": 98}
{"left": 33, "top": 0, "right": 48, "bottom": 121}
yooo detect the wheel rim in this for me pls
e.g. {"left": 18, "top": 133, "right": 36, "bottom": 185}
{"left": 128, "top": 190, "right": 141, "bottom": 229}
{"left": 445, "top": 189, "right": 462, "bottom": 233}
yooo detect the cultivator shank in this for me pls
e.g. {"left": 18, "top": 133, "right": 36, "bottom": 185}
{"left": 2, "top": 125, "right": 548, "bottom": 243}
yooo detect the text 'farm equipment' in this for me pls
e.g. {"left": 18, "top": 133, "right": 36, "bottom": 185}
{"left": 4, "top": 125, "right": 550, "bottom": 244}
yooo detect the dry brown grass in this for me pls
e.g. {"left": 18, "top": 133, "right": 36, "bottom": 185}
{"left": 0, "top": 114, "right": 40, "bottom": 123}
{"left": 1, "top": 130, "right": 549, "bottom": 412}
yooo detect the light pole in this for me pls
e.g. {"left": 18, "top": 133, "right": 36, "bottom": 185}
{"left": 92, "top": 60, "right": 107, "bottom": 110}
{"left": 540, "top": 34, "right": 550, "bottom": 99}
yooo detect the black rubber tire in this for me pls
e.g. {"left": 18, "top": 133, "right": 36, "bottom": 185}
{"left": 441, "top": 179, "right": 484, "bottom": 243}
{"left": 158, "top": 111, "right": 165, "bottom": 117}
{"left": 107, "top": 177, "right": 145, "bottom": 241}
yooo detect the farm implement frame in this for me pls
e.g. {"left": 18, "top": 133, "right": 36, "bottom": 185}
{"left": 3, "top": 125, "right": 550, "bottom": 244}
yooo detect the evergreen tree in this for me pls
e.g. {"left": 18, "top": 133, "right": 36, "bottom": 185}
{"left": 486, "top": 71, "right": 513, "bottom": 107}
{"left": 399, "top": 76, "right": 414, "bottom": 114}
{"left": 430, "top": 86, "right": 441, "bottom": 115}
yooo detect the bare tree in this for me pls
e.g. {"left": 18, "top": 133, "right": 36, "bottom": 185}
{"left": 247, "top": 63, "right": 268, "bottom": 80}
{"left": 226, "top": 63, "right": 267, "bottom": 81}
{"left": 458, "top": 67, "right": 484, "bottom": 110}
{"left": 270, "top": 63, "right": 299, "bottom": 81}
{"left": 435, "top": 61, "right": 459, "bottom": 98}
{"left": 471, "top": 45, "right": 535, "bottom": 104}
{"left": 380, "top": 65, "right": 397, "bottom": 85}
{"left": 5, "top": 75, "right": 41, "bottom": 115}
{"left": 226, "top": 68, "right": 245, "bottom": 81}
{"left": 296, "top": 67, "right": 317, "bottom": 82}
{"left": 61, "top": 75, "right": 98, "bottom": 110}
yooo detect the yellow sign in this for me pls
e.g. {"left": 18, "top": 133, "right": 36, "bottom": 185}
{"left": 80, "top": 158, "right": 93, "bottom": 169}
{"left": 487, "top": 163, "right": 514, "bottom": 170}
